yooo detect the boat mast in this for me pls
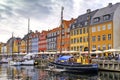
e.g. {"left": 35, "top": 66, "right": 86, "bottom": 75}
{"left": 60, "top": 7, "right": 64, "bottom": 54}
{"left": 11, "top": 32, "right": 14, "bottom": 59}
{"left": 27, "top": 18, "right": 30, "bottom": 54}
{"left": 87, "top": 9, "right": 91, "bottom": 57}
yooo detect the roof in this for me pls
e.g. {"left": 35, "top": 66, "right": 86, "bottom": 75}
{"left": 57, "top": 55, "right": 73, "bottom": 61}
{"left": 70, "top": 9, "right": 98, "bottom": 30}
{"left": 91, "top": 3, "right": 120, "bottom": 24}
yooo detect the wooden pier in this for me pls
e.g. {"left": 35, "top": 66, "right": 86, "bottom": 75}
{"left": 92, "top": 59, "right": 120, "bottom": 71}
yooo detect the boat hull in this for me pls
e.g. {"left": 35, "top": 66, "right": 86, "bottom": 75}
{"left": 21, "top": 59, "right": 35, "bottom": 66}
{"left": 9, "top": 61, "right": 21, "bottom": 66}
{"left": 50, "top": 62, "right": 98, "bottom": 73}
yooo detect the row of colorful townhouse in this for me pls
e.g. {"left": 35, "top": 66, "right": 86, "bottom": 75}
{"left": 0, "top": 3, "right": 120, "bottom": 55}
{"left": 0, "top": 18, "right": 75, "bottom": 55}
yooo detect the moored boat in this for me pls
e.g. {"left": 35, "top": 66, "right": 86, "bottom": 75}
{"left": 9, "top": 60, "right": 22, "bottom": 66}
{"left": 21, "top": 59, "right": 35, "bottom": 66}
{"left": 49, "top": 55, "right": 98, "bottom": 73}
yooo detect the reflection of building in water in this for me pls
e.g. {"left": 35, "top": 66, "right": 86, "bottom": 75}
{"left": 99, "top": 71, "right": 120, "bottom": 80}
{"left": 47, "top": 72, "right": 98, "bottom": 80}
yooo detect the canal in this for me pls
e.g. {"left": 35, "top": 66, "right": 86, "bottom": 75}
{"left": 0, "top": 64, "right": 120, "bottom": 80}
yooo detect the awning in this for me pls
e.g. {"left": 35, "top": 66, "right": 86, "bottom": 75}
{"left": 57, "top": 55, "right": 73, "bottom": 61}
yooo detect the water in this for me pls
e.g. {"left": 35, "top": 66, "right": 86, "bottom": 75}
{"left": 0, "top": 64, "right": 120, "bottom": 80}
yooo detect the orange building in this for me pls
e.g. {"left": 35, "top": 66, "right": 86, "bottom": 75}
{"left": 57, "top": 19, "right": 75, "bottom": 51}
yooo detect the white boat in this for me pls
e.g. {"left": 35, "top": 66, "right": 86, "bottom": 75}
{"left": 0, "top": 57, "right": 12, "bottom": 63}
{"left": 21, "top": 59, "right": 35, "bottom": 65}
{"left": 9, "top": 60, "right": 22, "bottom": 66}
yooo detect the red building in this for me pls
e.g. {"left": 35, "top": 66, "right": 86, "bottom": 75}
{"left": 38, "top": 30, "right": 48, "bottom": 52}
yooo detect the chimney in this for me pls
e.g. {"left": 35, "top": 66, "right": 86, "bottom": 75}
{"left": 87, "top": 9, "right": 91, "bottom": 13}
{"left": 108, "top": 3, "right": 112, "bottom": 7}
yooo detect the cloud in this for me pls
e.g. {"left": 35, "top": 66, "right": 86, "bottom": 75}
{"left": 0, "top": 0, "right": 120, "bottom": 42}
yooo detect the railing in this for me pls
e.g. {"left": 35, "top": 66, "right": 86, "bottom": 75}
{"left": 92, "top": 59, "right": 120, "bottom": 71}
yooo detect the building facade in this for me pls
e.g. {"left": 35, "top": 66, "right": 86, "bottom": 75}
{"left": 70, "top": 3, "right": 120, "bottom": 52}
{"left": 39, "top": 30, "right": 47, "bottom": 52}
{"left": 70, "top": 10, "right": 98, "bottom": 51}
{"left": 31, "top": 31, "right": 40, "bottom": 53}
{"left": 47, "top": 28, "right": 59, "bottom": 52}
{"left": 57, "top": 19, "right": 75, "bottom": 51}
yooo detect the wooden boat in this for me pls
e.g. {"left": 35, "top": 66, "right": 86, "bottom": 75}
{"left": 49, "top": 55, "right": 98, "bottom": 73}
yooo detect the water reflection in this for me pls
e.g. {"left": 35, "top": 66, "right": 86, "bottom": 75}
{"left": 0, "top": 64, "right": 120, "bottom": 80}
{"left": 47, "top": 71, "right": 98, "bottom": 80}
{"left": 99, "top": 71, "right": 120, "bottom": 80}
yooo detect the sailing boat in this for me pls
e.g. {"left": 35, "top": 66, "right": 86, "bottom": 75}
{"left": 49, "top": 7, "right": 98, "bottom": 73}
{"left": 21, "top": 18, "right": 35, "bottom": 66}
{"left": 9, "top": 33, "right": 22, "bottom": 66}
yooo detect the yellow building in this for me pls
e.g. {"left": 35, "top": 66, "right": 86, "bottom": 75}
{"left": 70, "top": 3, "right": 120, "bottom": 51}
{"left": 90, "top": 3, "right": 120, "bottom": 51}
{"left": 20, "top": 39, "right": 26, "bottom": 53}
{"left": 12, "top": 38, "right": 21, "bottom": 53}
{"left": 70, "top": 10, "right": 98, "bottom": 51}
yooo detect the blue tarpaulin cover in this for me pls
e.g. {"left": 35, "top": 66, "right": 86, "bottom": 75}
{"left": 57, "top": 56, "right": 73, "bottom": 61}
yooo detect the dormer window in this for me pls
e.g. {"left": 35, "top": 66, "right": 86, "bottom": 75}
{"left": 103, "top": 14, "right": 110, "bottom": 21}
{"left": 93, "top": 17, "right": 100, "bottom": 23}
{"left": 71, "top": 24, "right": 75, "bottom": 29}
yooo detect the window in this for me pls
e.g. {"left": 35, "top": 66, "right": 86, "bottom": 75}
{"left": 80, "top": 29, "right": 82, "bottom": 34}
{"left": 71, "top": 47, "right": 73, "bottom": 50}
{"left": 108, "top": 44, "right": 111, "bottom": 49}
{"left": 103, "top": 14, "right": 110, "bottom": 21}
{"left": 74, "top": 38, "right": 77, "bottom": 43}
{"left": 98, "top": 45, "right": 100, "bottom": 50}
{"left": 98, "top": 35, "right": 100, "bottom": 41}
{"left": 77, "top": 46, "right": 79, "bottom": 51}
{"left": 92, "top": 45, "right": 96, "bottom": 50}
{"left": 77, "top": 38, "right": 79, "bottom": 43}
{"left": 74, "top": 30, "right": 77, "bottom": 35}
{"left": 80, "top": 46, "right": 83, "bottom": 51}
{"left": 77, "top": 29, "right": 79, "bottom": 35}
{"left": 92, "top": 36, "right": 96, "bottom": 42}
{"left": 85, "top": 21, "right": 88, "bottom": 26}
{"left": 102, "top": 45, "right": 106, "bottom": 50}
{"left": 80, "top": 37, "right": 82, "bottom": 42}
{"left": 108, "top": 34, "right": 111, "bottom": 40}
{"left": 83, "top": 28, "right": 85, "bottom": 34}
{"left": 108, "top": 24, "right": 111, "bottom": 29}
{"left": 102, "top": 25, "right": 106, "bottom": 30}
{"left": 72, "top": 25, "right": 75, "bottom": 29}
{"left": 74, "top": 46, "right": 76, "bottom": 51}
{"left": 97, "top": 26, "right": 100, "bottom": 31}
{"left": 102, "top": 35, "right": 106, "bottom": 41}
{"left": 92, "top": 27, "right": 96, "bottom": 32}
{"left": 93, "top": 17, "right": 100, "bottom": 23}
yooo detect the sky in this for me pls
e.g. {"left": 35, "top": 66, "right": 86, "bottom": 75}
{"left": 0, "top": 0, "right": 120, "bottom": 43}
